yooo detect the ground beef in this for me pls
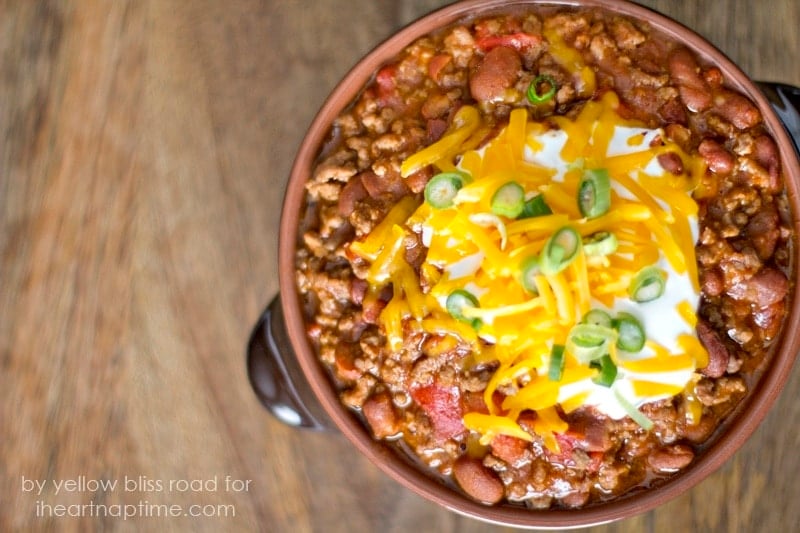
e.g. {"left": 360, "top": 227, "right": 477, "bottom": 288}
{"left": 295, "top": 6, "right": 793, "bottom": 509}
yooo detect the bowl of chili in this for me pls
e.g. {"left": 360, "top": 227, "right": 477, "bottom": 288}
{"left": 249, "top": 0, "right": 800, "bottom": 527}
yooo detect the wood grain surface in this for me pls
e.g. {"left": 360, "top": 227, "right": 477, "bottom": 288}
{"left": 2, "top": 1, "right": 799, "bottom": 532}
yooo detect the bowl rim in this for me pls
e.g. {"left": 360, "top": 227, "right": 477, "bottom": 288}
{"left": 277, "top": 0, "right": 800, "bottom": 527}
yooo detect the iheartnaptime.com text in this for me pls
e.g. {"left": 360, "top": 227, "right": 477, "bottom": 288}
{"left": 21, "top": 475, "right": 251, "bottom": 520}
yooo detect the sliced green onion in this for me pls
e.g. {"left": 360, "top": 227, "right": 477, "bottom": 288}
{"left": 566, "top": 323, "right": 615, "bottom": 364}
{"left": 424, "top": 172, "right": 465, "bottom": 208}
{"left": 582, "top": 231, "right": 618, "bottom": 256}
{"left": 446, "top": 289, "right": 481, "bottom": 330}
{"left": 527, "top": 74, "right": 557, "bottom": 104}
{"left": 614, "top": 389, "right": 654, "bottom": 430}
{"left": 491, "top": 181, "right": 526, "bottom": 218}
{"left": 590, "top": 354, "right": 618, "bottom": 387}
{"left": 520, "top": 194, "right": 553, "bottom": 219}
{"left": 628, "top": 265, "right": 667, "bottom": 303}
{"left": 548, "top": 344, "right": 566, "bottom": 382}
{"left": 582, "top": 308, "right": 613, "bottom": 329}
{"left": 539, "top": 226, "right": 581, "bottom": 275}
{"left": 519, "top": 256, "right": 540, "bottom": 294}
{"left": 613, "top": 312, "right": 646, "bottom": 352}
{"left": 578, "top": 168, "right": 611, "bottom": 219}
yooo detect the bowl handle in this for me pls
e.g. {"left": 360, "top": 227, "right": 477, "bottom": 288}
{"left": 247, "top": 295, "right": 336, "bottom": 431}
{"left": 757, "top": 82, "right": 800, "bottom": 154}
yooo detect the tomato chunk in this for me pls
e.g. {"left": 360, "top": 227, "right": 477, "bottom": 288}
{"left": 411, "top": 384, "right": 465, "bottom": 441}
{"left": 476, "top": 32, "right": 543, "bottom": 52}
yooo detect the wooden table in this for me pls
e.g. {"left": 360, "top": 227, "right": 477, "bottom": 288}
{"left": 2, "top": 1, "right": 799, "bottom": 531}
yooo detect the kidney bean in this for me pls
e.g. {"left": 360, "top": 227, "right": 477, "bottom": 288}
{"left": 727, "top": 267, "right": 788, "bottom": 307}
{"left": 338, "top": 175, "right": 367, "bottom": 216}
{"left": 696, "top": 319, "right": 730, "bottom": 378}
{"left": 403, "top": 232, "right": 427, "bottom": 270}
{"left": 700, "top": 268, "right": 724, "bottom": 297}
{"left": 698, "top": 138, "right": 735, "bottom": 175}
{"left": 753, "top": 300, "right": 785, "bottom": 341}
{"left": 713, "top": 90, "right": 761, "bottom": 130}
{"left": 753, "top": 135, "right": 779, "bottom": 169}
{"left": 683, "top": 416, "right": 716, "bottom": 443}
{"left": 647, "top": 444, "right": 694, "bottom": 473}
{"left": 360, "top": 169, "right": 409, "bottom": 199}
{"left": 350, "top": 278, "right": 368, "bottom": 305}
{"left": 361, "top": 286, "right": 392, "bottom": 324}
{"left": 469, "top": 46, "right": 521, "bottom": 102}
{"left": 745, "top": 205, "right": 780, "bottom": 260}
{"left": 426, "top": 117, "right": 449, "bottom": 143}
{"left": 669, "top": 48, "right": 712, "bottom": 112}
{"left": 679, "top": 85, "right": 713, "bottom": 114}
{"left": 362, "top": 391, "right": 399, "bottom": 439}
{"left": 753, "top": 134, "right": 782, "bottom": 191}
{"left": 452, "top": 456, "right": 505, "bottom": 504}
{"left": 657, "top": 152, "right": 684, "bottom": 175}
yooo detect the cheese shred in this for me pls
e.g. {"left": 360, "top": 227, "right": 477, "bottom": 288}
{"left": 351, "top": 92, "right": 708, "bottom": 449}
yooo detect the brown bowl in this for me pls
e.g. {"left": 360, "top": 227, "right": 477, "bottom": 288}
{"left": 251, "top": 0, "right": 800, "bottom": 527}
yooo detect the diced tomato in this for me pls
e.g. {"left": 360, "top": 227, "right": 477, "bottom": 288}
{"left": 545, "top": 432, "right": 604, "bottom": 473}
{"left": 375, "top": 65, "right": 403, "bottom": 109}
{"left": 491, "top": 434, "right": 529, "bottom": 465}
{"left": 427, "top": 54, "right": 452, "bottom": 82}
{"left": 476, "top": 33, "right": 543, "bottom": 52}
{"left": 375, "top": 64, "right": 402, "bottom": 109}
{"left": 410, "top": 384, "right": 465, "bottom": 441}
{"left": 462, "top": 390, "right": 490, "bottom": 415}
{"left": 376, "top": 64, "right": 397, "bottom": 94}
{"left": 545, "top": 432, "right": 578, "bottom": 467}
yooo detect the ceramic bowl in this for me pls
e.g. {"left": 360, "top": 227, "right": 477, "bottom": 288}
{"left": 249, "top": 0, "right": 800, "bottom": 527}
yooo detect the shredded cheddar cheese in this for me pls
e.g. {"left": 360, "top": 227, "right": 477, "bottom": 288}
{"left": 544, "top": 28, "right": 597, "bottom": 99}
{"left": 349, "top": 92, "right": 710, "bottom": 450}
